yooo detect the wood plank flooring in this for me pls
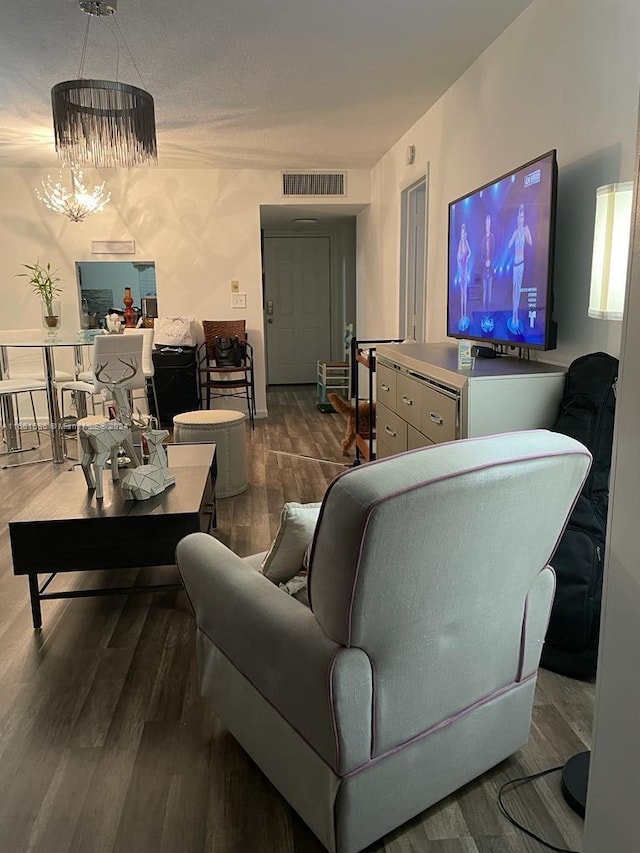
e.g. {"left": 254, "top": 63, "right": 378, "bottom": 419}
{"left": 0, "top": 387, "right": 594, "bottom": 853}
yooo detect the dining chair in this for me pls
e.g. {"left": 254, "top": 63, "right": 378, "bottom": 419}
{"left": 200, "top": 320, "right": 255, "bottom": 428}
{"left": 123, "top": 327, "right": 159, "bottom": 420}
{"left": 2, "top": 328, "right": 75, "bottom": 383}
{"left": 59, "top": 333, "right": 146, "bottom": 427}
{"left": 0, "top": 377, "right": 49, "bottom": 468}
{"left": 65, "top": 334, "right": 146, "bottom": 466}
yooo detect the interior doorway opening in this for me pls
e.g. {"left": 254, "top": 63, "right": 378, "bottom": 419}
{"left": 260, "top": 205, "right": 361, "bottom": 385}
{"left": 399, "top": 176, "right": 427, "bottom": 341}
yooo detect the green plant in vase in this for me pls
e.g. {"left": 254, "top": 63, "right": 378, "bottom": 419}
{"left": 18, "top": 261, "right": 63, "bottom": 332}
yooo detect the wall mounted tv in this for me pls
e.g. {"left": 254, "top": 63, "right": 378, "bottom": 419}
{"left": 447, "top": 149, "right": 558, "bottom": 350}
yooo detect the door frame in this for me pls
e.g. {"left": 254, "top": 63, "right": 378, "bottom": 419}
{"left": 399, "top": 172, "right": 428, "bottom": 341}
{"left": 262, "top": 224, "right": 356, "bottom": 382}
{"left": 262, "top": 234, "right": 332, "bottom": 385}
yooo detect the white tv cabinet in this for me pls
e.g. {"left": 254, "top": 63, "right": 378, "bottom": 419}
{"left": 375, "top": 342, "right": 566, "bottom": 459}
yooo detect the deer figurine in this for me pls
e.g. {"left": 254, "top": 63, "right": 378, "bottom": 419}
{"left": 79, "top": 358, "right": 141, "bottom": 499}
{"left": 93, "top": 357, "right": 138, "bottom": 426}
{"left": 120, "top": 426, "right": 176, "bottom": 501}
{"left": 78, "top": 421, "right": 135, "bottom": 499}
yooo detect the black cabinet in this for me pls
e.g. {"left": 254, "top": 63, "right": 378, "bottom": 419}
{"left": 151, "top": 346, "right": 199, "bottom": 426}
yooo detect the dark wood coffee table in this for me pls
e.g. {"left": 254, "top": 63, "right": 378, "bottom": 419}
{"left": 9, "top": 444, "right": 216, "bottom": 629}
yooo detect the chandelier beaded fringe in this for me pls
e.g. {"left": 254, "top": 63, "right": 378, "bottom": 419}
{"left": 52, "top": 79, "right": 157, "bottom": 169}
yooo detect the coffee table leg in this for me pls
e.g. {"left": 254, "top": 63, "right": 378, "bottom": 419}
{"left": 27, "top": 574, "right": 42, "bottom": 629}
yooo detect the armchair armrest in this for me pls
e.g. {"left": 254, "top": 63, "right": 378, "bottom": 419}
{"left": 177, "top": 532, "right": 372, "bottom": 772}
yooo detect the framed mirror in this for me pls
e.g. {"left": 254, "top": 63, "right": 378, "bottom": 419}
{"left": 76, "top": 260, "right": 157, "bottom": 328}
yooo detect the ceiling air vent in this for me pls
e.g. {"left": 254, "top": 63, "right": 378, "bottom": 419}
{"left": 282, "top": 172, "right": 346, "bottom": 197}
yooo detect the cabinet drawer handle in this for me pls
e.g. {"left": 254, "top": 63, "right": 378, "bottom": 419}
{"left": 384, "top": 425, "right": 397, "bottom": 438}
{"left": 429, "top": 412, "right": 444, "bottom": 425}
{"left": 401, "top": 395, "right": 414, "bottom": 406}
{"left": 381, "top": 384, "right": 390, "bottom": 392}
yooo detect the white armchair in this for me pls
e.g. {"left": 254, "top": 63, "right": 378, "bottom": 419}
{"left": 178, "top": 430, "right": 591, "bottom": 853}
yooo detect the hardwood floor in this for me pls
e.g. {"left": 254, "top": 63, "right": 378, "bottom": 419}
{"left": 0, "top": 386, "right": 593, "bottom": 853}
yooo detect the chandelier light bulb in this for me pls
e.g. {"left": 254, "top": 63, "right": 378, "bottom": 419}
{"left": 35, "top": 166, "right": 111, "bottom": 222}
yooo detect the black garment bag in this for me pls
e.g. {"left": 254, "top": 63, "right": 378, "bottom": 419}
{"left": 541, "top": 351, "right": 618, "bottom": 680}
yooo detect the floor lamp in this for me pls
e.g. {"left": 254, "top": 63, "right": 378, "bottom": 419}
{"left": 562, "top": 751, "right": 590, "bottom": 816}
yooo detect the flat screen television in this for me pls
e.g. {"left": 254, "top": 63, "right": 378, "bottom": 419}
{"left": 447, "top": 149, "right": 558, "bottom": 350}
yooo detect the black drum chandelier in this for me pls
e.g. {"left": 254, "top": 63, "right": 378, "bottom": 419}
{"left": 52, "top": 0, "right": 157, "bottom": 169}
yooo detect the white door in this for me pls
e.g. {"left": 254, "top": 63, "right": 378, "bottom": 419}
{"left": 399, "top": 178, "right": 427, "bottom": 341}
{"left": 263, "top": 236, "right": 332, "bottom": 384}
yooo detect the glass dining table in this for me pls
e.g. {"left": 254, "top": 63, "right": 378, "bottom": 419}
{"left": 0, "top": 332, "right": 93, "bottom": 464}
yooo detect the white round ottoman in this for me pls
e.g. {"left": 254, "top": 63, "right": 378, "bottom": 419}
{"left": 173, "top": 410, "right": 247, "bottom": 498}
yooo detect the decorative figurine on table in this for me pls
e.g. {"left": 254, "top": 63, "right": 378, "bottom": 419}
{"left": 120, "top": 423, "right": 175, "bottom": 501}
{"left": 79, "top": 420, "right": 135, "bottom": 499}
{"left": 78, "top": 359, "right": 140, "bottom": 499}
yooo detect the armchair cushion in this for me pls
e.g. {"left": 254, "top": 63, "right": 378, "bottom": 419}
{"left": 261, "top": 501, "right": 322, "bottom": 583}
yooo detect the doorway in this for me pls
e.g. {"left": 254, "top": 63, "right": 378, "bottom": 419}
{"left": 263, "top": 236, "right": 332, "bottom": 384}
{"left": 399, "top": 177, "right": 427, "bottom": 341}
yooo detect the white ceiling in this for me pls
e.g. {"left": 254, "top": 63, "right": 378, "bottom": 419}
{"left": 0, "top": 0, "right": 532, "bottom": 171}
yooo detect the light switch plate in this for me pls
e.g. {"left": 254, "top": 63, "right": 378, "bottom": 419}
{"left": 231, "top": 292, "right": 247, "bottom": 309}
{"left": 231, "top": 280, "right": 240, "bottom": 293}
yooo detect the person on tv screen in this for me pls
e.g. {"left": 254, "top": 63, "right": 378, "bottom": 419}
{"left": 456, "top": 222, "right": 471, "bottom": 330}
{"left": 507, "top": 203, "right": 532, "bottom": 334}
{"left": 482, "top": 214, "right": 495, "bottom": 310}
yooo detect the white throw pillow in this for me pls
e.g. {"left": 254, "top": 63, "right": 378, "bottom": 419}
{"left": 261, "top": 502, "right": 322, "bottom": 584}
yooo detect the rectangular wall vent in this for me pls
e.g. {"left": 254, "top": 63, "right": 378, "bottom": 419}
{"left": 282, "top": 172, "right": 346, "bottom": 197}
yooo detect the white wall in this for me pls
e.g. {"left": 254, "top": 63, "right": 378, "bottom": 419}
{"left": 0, "top": 167, "right": 370, "bottom": 415}
{"left": 355, "top": 3, "right": 640, "bottom": 844}
{"left": 357, "top": 0, "right": 640, "bottom": 365}
{"left": 584, "top": 110, "right": 640, "bottom": 853}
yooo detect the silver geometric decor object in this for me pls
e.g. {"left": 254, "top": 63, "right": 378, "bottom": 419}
{"left": 121, "top": 428, "right": 175, "bottom": 501}
{"left": 78, "top": 420, "right": 137, "bottom": 500}
{"left": 120, "top": 462, "right": 175, "bottom": 501}
{"left": 78, "top": 357, "right": 142, "bottom": 498}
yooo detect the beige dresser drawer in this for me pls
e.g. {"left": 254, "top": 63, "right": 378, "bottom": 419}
{"left": 420, "top": 383, "right": 458, "bottom": 443}
{"left": 377, "top": 363, "right": 397, "bottom": 410}
{"left": 375, "top": 438, "right": 395, "bottom": 459}
{"left": 376, "top": 402, "right": 407, "bottom": 455}
{"left": 407, "top": 425, "right": 434, "bottom": 451}
{"left": 396, "top": 373, "right": 422, "bottom": 431}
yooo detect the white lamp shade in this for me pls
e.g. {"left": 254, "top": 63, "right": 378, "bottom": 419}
{"left": 588, "top": 182, "right": 633, "bottom": 320}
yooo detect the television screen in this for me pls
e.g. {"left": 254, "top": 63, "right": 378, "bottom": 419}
{"left": 447, "top": 150, "right": 557, "bottom": 349}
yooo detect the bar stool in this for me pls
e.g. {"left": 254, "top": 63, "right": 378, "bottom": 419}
{"left": 173, "top": 409, "right": 247, "bottom": 498}
{"left": 0, "top": 378, "right": 49, "bottom": 468}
